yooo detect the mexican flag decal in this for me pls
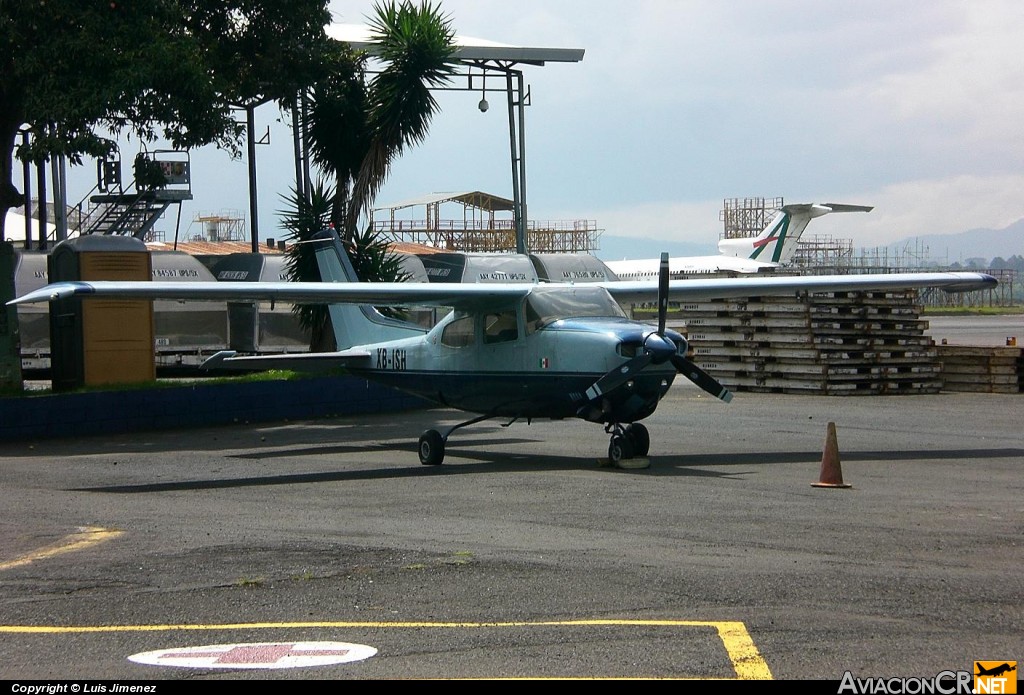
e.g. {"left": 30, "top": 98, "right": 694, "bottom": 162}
{"left": 539, "top": 357, "right": 550, "bottom": 369}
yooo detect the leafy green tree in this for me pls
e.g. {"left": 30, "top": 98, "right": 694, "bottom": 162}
{"left": 0, "top": 0, "right": 333, "bottom": 239}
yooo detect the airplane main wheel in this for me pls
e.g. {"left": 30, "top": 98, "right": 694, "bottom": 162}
{"left": 608, "top": 434, "right": 634, "bottom": 464}
{"left": 418, "top": 429, "right": 445, "bottom": 466}
{"left": 625, "top": 423, "right": 650, "bottom": 457}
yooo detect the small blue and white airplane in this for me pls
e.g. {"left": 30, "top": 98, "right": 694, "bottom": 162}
{"left": 10, "top": 230, "right": 996, "bottom": 466}
{"left": 604, "top": 202, "right": 872, "bottom": 279}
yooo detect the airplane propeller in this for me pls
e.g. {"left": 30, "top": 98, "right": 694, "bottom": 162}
{"left": 583, "top": 252, "right": 734, "bottom": 408}
{"left": 670, "top": 353, "right": 734, "bottom": 402}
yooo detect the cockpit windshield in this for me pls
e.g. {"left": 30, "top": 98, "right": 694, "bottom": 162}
{"left": 524, "top": 286, "right": 626, "bottom": 332}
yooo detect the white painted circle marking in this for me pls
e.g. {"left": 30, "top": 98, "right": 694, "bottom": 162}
{"left": 128, "top": 641, "right": 378, "bottom": 669}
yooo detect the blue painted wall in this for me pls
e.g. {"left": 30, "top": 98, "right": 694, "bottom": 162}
{"left": 0, "top": 376, "right": 430, "bottom": 441}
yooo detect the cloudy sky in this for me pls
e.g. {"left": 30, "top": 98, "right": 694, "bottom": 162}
{"left": 52, "top": 1, "right": 1024, "bottom": 257}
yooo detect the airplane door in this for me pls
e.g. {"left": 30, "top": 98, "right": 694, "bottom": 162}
{"left": 481, "top": 309, "right": 525, "bottom": 372}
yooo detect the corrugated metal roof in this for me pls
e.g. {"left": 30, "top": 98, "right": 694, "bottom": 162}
{"left": 393, "top": 242, "right": 447, "bottom": 255}
{"left": 147, "top": 240, "right": 285, "bottom": 256}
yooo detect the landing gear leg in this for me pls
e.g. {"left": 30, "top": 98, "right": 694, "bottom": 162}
{"left": 418, "top": 413, "right": 496, "bottom": 466}
{"left": 605, "top": 423, "right": 635, "bottom": 464}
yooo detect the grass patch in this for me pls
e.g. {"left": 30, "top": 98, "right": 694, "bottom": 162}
{"left": 922, "top": 305, "right": 1024, "bottom": 316}
{"left": 403, "top": 552, "right": 474, "bottom": 570}
{"left": 445, "top": 551, "right": 474, "bottom": 566}
{"left": 0, "top": 384, "right": 30, "bottom": 398}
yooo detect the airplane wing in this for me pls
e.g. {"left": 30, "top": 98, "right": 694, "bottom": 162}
{"left": 8, "top": 271, "right": 997, "bottom": 308}
{"left": 600, "top": 271, "right": 998, "bottom": 305}
{"left": 201, "top": 349, "right": 372, "bottom": 372}
{"left": 8, "top": 280, "right": 533, "bottom": 310}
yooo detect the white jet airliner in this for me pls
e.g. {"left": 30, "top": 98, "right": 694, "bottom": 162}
{"left": 604, "top": 203, "right": 872, "bottom": 280}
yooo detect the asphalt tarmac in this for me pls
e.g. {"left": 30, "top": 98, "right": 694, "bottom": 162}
{"left": 1, "top": 378, "right": 1021, "bottom": 681}
{"left": 925, "top": 313, "right": 1022, "bottom": 346}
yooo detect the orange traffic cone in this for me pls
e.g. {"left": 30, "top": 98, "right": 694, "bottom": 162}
{"left": 812, "top": 421, "right": 852, "bottom": 488}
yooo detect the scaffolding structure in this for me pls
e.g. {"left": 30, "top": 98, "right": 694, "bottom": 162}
{"left": 791, "top": 235, "right": 855, "bottom": 270}
{"left": 188, "top": 210, "right": 247, "bottom": 243}
{"left": 720, "top": 197, "right": 784, "bottom": 239}
{"left": 370, "top": 191, "right": 601, "bottom": 253}
{"left": 846, "top": 238, "right": 938, "bottom": 272}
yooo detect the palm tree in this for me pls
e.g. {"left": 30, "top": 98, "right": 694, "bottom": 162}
{"left": 301, "top": 0, "right": 456, "bottom": 241}
{"left": 278, "top": 181, "right": 335, "bottom": 351}
{"left": 282, "top": 0, "right": 456, "bottom": 349}
{"left": 342, "top": 0, "right": 457, "bottom": 237}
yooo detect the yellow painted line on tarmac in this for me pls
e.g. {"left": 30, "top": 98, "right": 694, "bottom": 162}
{"left": 715, "top": 620, "right": 774, "bottom": 680}
{"left": 0, "top": 618, "right": 773, "bottom": 679}
{"left": 0, "top": 526, "right": 124, "bottom": 571}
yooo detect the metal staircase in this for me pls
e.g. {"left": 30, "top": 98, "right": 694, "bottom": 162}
{"left": 79, "top": 150, "right": 193, "bottom": 240}
{"left": 86, "top": 189, "right": 192, "bottom": 239}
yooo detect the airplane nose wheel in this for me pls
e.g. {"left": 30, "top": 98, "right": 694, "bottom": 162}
{"left": 606, "top": 422, "right": 651, "bottom": 464}
{"left": 608, "top": 433, "right": 633, "bottom": 464}
{"left": 418, "top": 429, "right": 445, "bottom": 466}
{"left": 625, "top": 423, "right": 650, "bottom": 457}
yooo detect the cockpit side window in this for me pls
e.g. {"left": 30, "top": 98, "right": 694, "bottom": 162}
{"left": 440, "top": 315, "right": 475, "bottom": 348}
{"left": 483, "top": 310, "right": 519, "bottom": 344}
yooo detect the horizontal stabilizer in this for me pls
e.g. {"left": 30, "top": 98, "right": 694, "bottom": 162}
{"left": 201, "top": 349, "right": 372, "bottom": 373}
{"left": 820, "top": 203, "right": 874, "bottom": 213}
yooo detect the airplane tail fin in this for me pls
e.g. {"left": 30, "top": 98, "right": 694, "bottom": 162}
{"left": 310, "top": 229, "right": 426, "bottom": 349}
{"left": 718, "top": 203, "right": 873, "bottom": 265}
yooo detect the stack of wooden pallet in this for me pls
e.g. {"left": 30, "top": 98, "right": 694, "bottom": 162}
{"left": 666, "top": 289, "right": 942, "bottom": 395}
{"left": 934, "top": 345, "right": 1024, "bottom": 393}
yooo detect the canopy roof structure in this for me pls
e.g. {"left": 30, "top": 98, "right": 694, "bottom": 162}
{"left": 375, "top": 191, "right": 514, "bottom": 214}
{"left": 320, "top": 23, "right": 585, "bottom": 254}
{"left": 325, "top": 24, "right": 585, "bottom": 66}
{"left": 370, "top": 191, "right": 599, "bottom": 254}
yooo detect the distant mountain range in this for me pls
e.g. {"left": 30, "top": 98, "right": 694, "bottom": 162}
{"left": 882, "top": 218, "right": 1023, "bottom": 264}
{"left": 595, "top": 218, "right": 1023, "bottom": 264}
